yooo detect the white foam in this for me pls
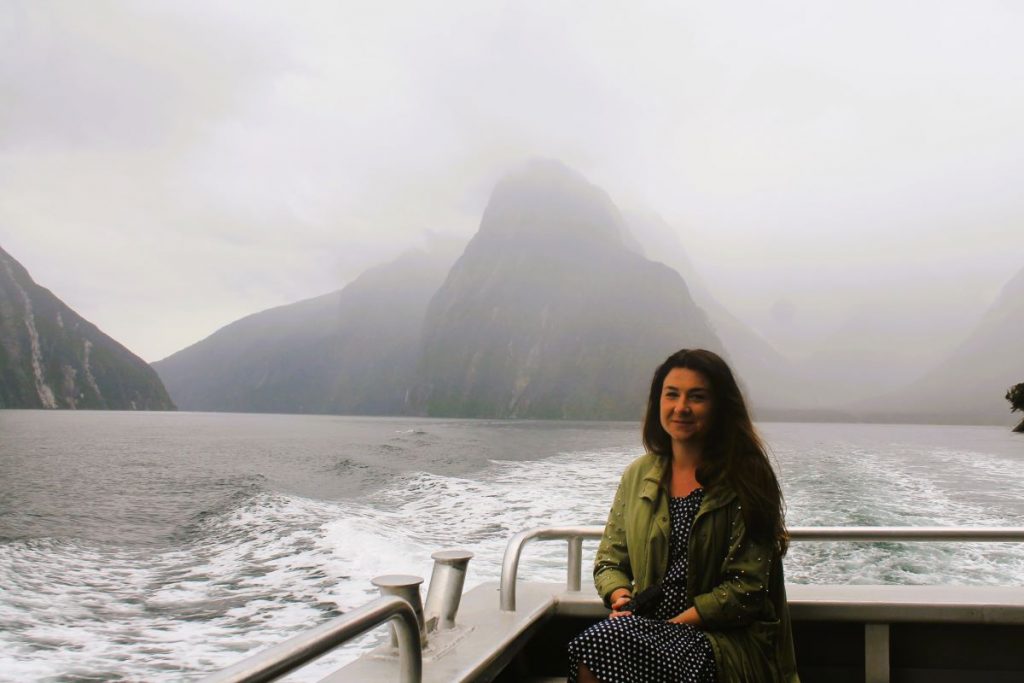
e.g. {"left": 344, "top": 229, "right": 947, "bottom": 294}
{"left": 0, "top": 493, "right": 412, "bottom": 681}
{"left": 775, "top": 436, "right": 1024, "bottom": 584}
{"left": 3, "top": 437, "right": 1023, "bottom": 681}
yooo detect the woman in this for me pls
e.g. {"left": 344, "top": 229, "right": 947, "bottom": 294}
{"left": 568, "top": 349, "right": 799, "bottom": 683}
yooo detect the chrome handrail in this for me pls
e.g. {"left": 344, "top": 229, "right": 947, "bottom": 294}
{"left": 498, "top": 526, "right": 1024, "bottom": 611}
{"left": 789, "top": 527, "right": 1024, "bottom": 541}
{"left": 201, "top": 595, "right": 422, "bottom": 683}
{"left": 500, "top": 526, "right": 601, "bottom": 612}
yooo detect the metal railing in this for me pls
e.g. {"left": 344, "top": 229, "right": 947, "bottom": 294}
{"left": 500, "top": 526, "right": 601, "bottom": 612}
{"left": 788, "top": 527, "right": 1024, "bottom": 542}
{"left": 204, "top": 527, "right": 1024, "bottom": 683}
{"left": 498, "top": 525, "right": 1024, "bottom": 612}
{"left": 202, "top": 550, "right": 472, "bottom": 683}
{"left": 200, "top": 595, "right": 422, "bottom": 683}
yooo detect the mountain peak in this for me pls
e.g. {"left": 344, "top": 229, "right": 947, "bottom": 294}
{"left": 477, "top": 159, "right": 628, "bottom": 250}
{"left": 412, "top": 164, "right": 722, "bottom": 419}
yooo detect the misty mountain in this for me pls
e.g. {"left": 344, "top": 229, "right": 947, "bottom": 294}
{"left": 621, "top": 210, "right": 819, "bottom": 413}
{"left": 0, "top": 245, "right": 174, "bottom": 410}
{"left": 410, "top": 160, "right": 723, "bottom": 420}
{"left": 862, "top": 265, "right": 1024, "bottom": 424}
{"left": 153, "top": 241, "right": 463, "bottom": 414}
{"left": 795, "top": 305, "right": 975, "bottom": 405}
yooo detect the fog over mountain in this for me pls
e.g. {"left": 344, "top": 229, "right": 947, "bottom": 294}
{"left": 863, "top": 265, "right": 1024, "bottom": 425}
{"left": 153, "top": 160, "right": 726, "bottom": 420}
{"left": 0, "top": 246, "right": 174, "bottom": 410}
{"left": 797, "top": 305, "right": 981, "bottom": 405}
{"left": 153, "top": 239, "right": 464, "bottom": 414}
{"left": 147, "top": 159, "right": 1021, "bottom": 426}
{"left": 621, "top": 210, "right": 819, "bottom": 412}
{"left": 410, "top": 160, "right": 723, "bottom": 419}
{"left": 5, "top": 3, "right": 1022, "bottom": 423}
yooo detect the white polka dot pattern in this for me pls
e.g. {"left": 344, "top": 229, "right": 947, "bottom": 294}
{"left": 568, "top": 489, "right": 716, "bottom": 682}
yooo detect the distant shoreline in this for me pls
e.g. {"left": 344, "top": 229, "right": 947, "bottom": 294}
{"left": 0, "top": 406, "right": 1016, "bottom": 429}
{"left": 754, "top": 408, "right": 1016, "bottom": 428}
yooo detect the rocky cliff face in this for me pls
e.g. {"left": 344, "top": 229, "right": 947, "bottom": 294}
{"left": 0, "top": 246, "right": 174, "bottom": 410}
{"left": 410, "top": 160, "right": 723, "bottom": 419}
{"left": 153, "top": 241, "right": 463, "bottom": 414}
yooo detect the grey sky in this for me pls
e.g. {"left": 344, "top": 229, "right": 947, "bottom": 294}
{"left": 2, "top": 0, "right": 1023, "bottom": 366}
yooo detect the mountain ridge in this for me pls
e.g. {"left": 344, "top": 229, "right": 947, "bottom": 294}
{"left": 153, "top": 241, "right": 464, "bottom": 414}
{"left": 0, "top": 245, "right": 174, "bottom": 410}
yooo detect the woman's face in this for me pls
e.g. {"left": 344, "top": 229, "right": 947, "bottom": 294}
{"left": 659, "top": 367, "right": 713, "bottom": 445}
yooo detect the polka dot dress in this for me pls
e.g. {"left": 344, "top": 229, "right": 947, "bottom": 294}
{"left": 568, "top": 488, "right": 717, "bottom": 682}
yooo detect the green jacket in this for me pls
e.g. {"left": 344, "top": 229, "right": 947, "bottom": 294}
{"left": 594, "top": 453, "right": 799, "bottom": 683}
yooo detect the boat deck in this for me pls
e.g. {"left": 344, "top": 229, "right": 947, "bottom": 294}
{"left": 326, "top": 581, "right": 1024, "bottom": 682}
{"left": 205, "top": 527, "right": 1024, "bottom": 683}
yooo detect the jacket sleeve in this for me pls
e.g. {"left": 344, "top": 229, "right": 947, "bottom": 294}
{"left": 691, "top": 505, "right": 775, "bottom": 628}
{"left": 593, "top": 473, "right": 633, "bottom": 607}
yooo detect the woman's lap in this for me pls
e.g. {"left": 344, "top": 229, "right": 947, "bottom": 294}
{"left": 567, "top": 616, "right": 716, "bottom": 683}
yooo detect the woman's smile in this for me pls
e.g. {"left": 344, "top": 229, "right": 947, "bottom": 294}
{"left": 660, "top": 368, "right": 712, "bottom": 443}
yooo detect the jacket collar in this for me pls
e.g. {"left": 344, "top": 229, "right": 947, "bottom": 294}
{"left": 639, "top": 454, "right": 737, "bottom": 512}
{"left": 640, "top": 455, "right": 668, "bottom": 501}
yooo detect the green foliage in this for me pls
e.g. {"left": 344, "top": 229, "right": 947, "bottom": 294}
{"left": 1007, "top": 383, "right": 1024, "bottom": 413}
{"left": 1008, "top": 383, "right": 1024, "bottom": 433}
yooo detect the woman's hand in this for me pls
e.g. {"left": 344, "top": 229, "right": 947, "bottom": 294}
{"left": 667, "top": 606, "right": 703, "bottom": 627}
{"left": 608, "top": 588, "right": 633, "bottom": 618}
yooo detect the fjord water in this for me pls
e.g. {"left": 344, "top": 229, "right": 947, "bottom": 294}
{"left": 1, "top": 412, "right": 1022, "bottom": 681}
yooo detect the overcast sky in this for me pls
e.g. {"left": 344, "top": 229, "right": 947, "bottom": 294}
{"left": 2, "top": 0, "right": 1023, "bottom": 364}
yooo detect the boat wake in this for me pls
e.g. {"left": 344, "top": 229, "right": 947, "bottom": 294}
{"left": 2, "top": 436, "right": 1023, "bottom": 681}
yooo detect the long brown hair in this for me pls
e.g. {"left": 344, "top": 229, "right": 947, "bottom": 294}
{"left": 642, "top": 349, "right": 789, "bottom": 555}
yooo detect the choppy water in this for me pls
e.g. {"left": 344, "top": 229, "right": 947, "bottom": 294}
{"left": 1, "top": 412, "right": 1022, "bottom": 681}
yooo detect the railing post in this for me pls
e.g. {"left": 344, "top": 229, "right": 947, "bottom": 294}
{"left": 567, "top": 536, "right": 583, "bottom": 592}
{"left": 864, "top": 623, "right": 890, "bottom": 683}
{"left": 372, "top": 575, "right": 426, "bottom": 647}
{"left": 500, "top": 530, "right": 532, "bottom": 612}
{"left": 499, "top": 528, "right": 607, "bottom": 611}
